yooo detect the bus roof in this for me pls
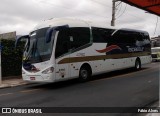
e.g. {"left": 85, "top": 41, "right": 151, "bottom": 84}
{"left": 34, "top": 18, "right": 119, "bottom": 30}
{"left": 34, "top": 18, "right": 90, "bottom": 30}
{"left": 33, "top": 18, "right": 148, "bottom": 34}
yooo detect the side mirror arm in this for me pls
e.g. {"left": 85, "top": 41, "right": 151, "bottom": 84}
{"left": 46, "top": 27, "right": 56, "bottom": 43}
{"left": 46, "top": 25, "right": 69, "bottom": 43}
{"left": 15, "top": 35, "right": 29, "bottom": 48}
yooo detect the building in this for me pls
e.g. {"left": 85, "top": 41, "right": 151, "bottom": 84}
{"left": 151, "top": 36, "right": 160, "bottom": 47}
{"left": 0, "top": 31, "right": 16, "bottom": 40}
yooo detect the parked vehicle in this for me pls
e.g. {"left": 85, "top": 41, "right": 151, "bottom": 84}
{"left": 151, "top": 47, "right": 160, "bottom": 61}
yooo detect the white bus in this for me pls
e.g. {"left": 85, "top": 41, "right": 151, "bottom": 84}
{"left": 16, "top": 18, "right": 151, "bottom": 82}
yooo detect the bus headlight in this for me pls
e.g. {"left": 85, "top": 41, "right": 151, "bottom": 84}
{"left": 42, "top": 67, "right": 54, "bottom": 74}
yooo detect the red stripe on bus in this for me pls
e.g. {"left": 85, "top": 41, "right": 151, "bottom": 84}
{"left": 96, "top": 45, "right": 122, "bottom": 53}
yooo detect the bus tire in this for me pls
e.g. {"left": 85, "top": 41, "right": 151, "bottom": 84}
{"left": 79, "top": 65, "right": 91, "bottom": 82}
{"left": 135, "top": 59, "right": 141, "bottom": 70}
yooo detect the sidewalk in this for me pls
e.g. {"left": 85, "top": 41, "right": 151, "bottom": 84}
{"left": 0, "top": 78, "right": 28, "bottom": 89}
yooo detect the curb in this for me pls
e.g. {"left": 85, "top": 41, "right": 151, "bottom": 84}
{"left": 0, "top": 82, "right": 29, "bottom": 89}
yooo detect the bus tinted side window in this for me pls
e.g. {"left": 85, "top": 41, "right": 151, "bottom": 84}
{"left": 142, "top": 32, "right": 151, "bottom": 52}
{"left": 111, "top": 30, "right": 137, "bottom": 45}
{"left": 92, "top": 27, "right": 114, "bottom": 43}
{"left": 55, "top": 28, "right": 70, "bottom": 58}
{"left": 70, "top": 27, "right": 90, "bottom": 50}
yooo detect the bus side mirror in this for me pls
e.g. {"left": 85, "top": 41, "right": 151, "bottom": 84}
{"left": 15, "top": 35, "right": 29, "bottom": 48}
{"left": 46, "top": 25, "right": 69, "bottom": 43}
{"left": 46, "top": 27, "right": 55, "bottom": 43}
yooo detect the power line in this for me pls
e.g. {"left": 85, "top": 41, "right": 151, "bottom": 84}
{"left": 90, "top": 0, "right": 146, "bottom": 24}
{"left": 154, "top": 17, "right": 159, "bottom": 35}
{"left": 90, "top": 0, "right": 144, "bottom": 21}
{"left": 36, "top": 0, "right": 152, "bottom": 27}
{"left": 37, "top": 0, "right": 111, "bottom": 21}
{"left": 89, "top": 0, "right": 112, "bottom": 8}
{"left": 115, "top": 2, "right": 122, "bottom": 16}
{"left": 116, "top": 7, "right": 150, "bottom": 22}
{"left": 116, "top": 1, "right": 122, "bottom": 7}
{"left": 116, "top": 4, "right": 127, "bottom": 19}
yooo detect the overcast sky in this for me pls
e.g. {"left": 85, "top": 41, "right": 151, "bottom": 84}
{"left": 0, "top": 0, "right": 159, "bottom": 37}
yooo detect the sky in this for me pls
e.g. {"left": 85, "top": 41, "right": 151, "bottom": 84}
{"left": 0, "top": 0, "right": 159, "bottom": 37}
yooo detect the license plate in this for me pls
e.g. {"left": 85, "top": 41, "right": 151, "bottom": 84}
{"left": 30, "top": 77, "right": 35, "bottom": 80}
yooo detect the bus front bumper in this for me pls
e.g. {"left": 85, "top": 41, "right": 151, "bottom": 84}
{"left": 22, "top": 74, "right": 54, "bottom": 83}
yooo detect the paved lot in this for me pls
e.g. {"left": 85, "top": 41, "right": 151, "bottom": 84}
{"left": 0, "top": 62, "right": 159, "bottom": 115}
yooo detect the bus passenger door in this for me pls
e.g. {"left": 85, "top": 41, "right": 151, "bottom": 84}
{"left": 55, "top": 29, "right": 71, "bottom": 81}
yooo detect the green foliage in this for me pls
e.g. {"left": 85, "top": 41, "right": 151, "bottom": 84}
{"left": 1, "top": 39, "right": 25, "bottom": 77}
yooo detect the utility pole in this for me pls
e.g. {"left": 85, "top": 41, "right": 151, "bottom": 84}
{"left": 111, "top": 0, "right": 116, "bottom": 26}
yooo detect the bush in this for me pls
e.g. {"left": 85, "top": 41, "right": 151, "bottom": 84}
{"left": 1, "top": 39, "right": 25, "bottom": 78}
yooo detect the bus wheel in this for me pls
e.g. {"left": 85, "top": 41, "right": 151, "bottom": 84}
{"left": 79, "top": 66, "right": 91, "bottom": 82}
{"left": 135, "top": 59, "right": 141, "bottom": 70}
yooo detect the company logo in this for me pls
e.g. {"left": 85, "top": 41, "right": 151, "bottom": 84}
{"left": 127, "top": 46, "right": 144, "bottom": 52}
{"left": 96, "top": 45, "right": 122, "bottom": 53}
{"left": 2, "top": 108, "right": 11, "bottom": 113}
{"left": 1, "top": 108, "right": 42, "bottom": 114}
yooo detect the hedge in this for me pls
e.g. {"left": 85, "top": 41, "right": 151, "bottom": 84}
{"left": 1, "top": 39, "right": 25, "bottom": 78}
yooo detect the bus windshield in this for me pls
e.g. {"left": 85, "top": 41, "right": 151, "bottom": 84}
{"left": 23, "top": 27, "right": 54, "bottom": 64}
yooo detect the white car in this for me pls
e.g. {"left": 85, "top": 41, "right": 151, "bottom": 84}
{"left": 151, "top": 47, "right": 160, "bottom": 61}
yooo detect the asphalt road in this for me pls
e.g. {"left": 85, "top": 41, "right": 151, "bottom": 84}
{"left": 0, "top": 62, "right": 159, "bottom": 115}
